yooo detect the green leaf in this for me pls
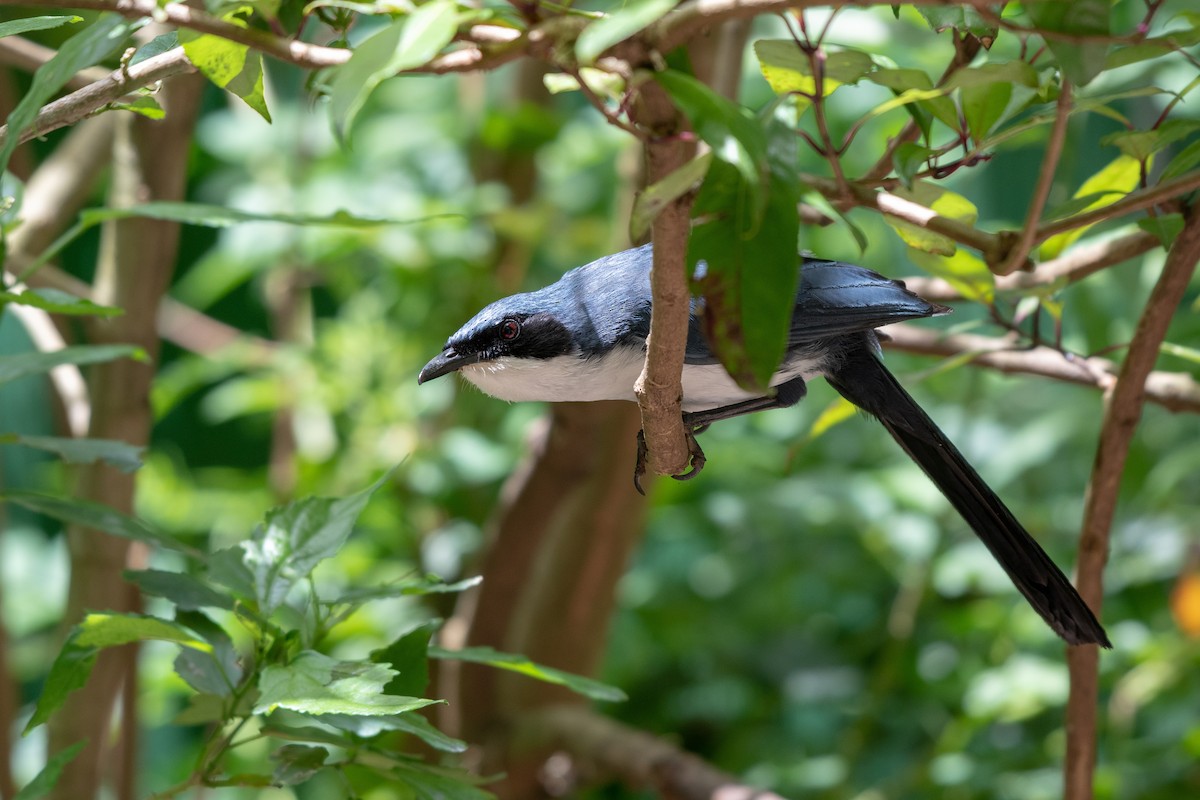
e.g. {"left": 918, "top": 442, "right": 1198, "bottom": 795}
{"left": 0, "top": 434, "right": 143, "bottom": 472}
{"left": 75, "top": 612, "right": 211, "bottom": 650}
{"left": 629, "top": 152, "right": 712, "bottom": 241}
{"left": 0, "top": 15, "right": 82, "bottom": 39}
{"left": 576, "top": 0, "right": 675, "bottom": 65}
{"left": 917, "top": 6, "right": 998, "bottom": 42}
{"left": 174, "top": 647, "right": 238, "bottom": 695}
{"left": 1161, "top": 139, "right": 1200, "bottom": 183}
{"left": 370, "top": 622, "right": 434, "bottom": 698}
{"left": 25, "top": 635, "right": 96, "bottom": 732}
{"left": 0, "top": 287, "right": 122, "bottom": 316}
{"left": 0, "top": 15, "right": 137, "bottom": 176}
{"left": 1161, "top": 341, "right": 1200, "bottom": 366}
{"left": 0, "top": 491, "right": 199, "bottom": 555}
{"left": 542, "top": 68, "right": 625, "bottom": 98}
{"left": 654, "top": 69, "right": 769, "bottom": 196}
{"left": 206, "top": 545, "right": 258, "bottom": 599}
{"left": 882, "top": 181, "right": 978, "bottom": 257}
{"left": 960, "top": 62, "right": 1038, "bottom": 142}
{"left": 1102, "top": 120, "right": 1200, "bottom": 162}
{"left": 255, "top": 651, "right": 441, "bottom": 716}
{"left": 381, "top": 712, "right": 468, "bottom": 753}
{"left": 893, "top": 142, "right": 933, "bottom": 188}
{"left": 1040, "top": 154, "right": 1143, "bottom": 258}
{"left": 1104, "top": 25, "right": 1200, "bottom": 70}
{"left": 124, "top": 568, "right": 234, "bottom": 611}
{"left": 130, "top": 31, "right": 178, "bottom": 65}
{"left": 754, "top": 40, "right": 875, "bottom": 97}
{"left": 392, "top": 763, "right": 495, "bottom": 800}
{"left": 868, "top": 69, "right": 957, "bottom": 130}
{"left": 243, "top": 471, "right": 390, "bottom": 614}
{"left": 429, "top": 646, "right": 627, "bottom": 702}
{"left": 1028, "top": 0, "right": 1110, "bottom": 87}
{"left": 330, "top": 575, "right": 482, "bottom": 606}
{"left": 179, "top": 27, "right": 271, "bottom": 121}
{"left": 328, "top": 0, "right": 460, "bottom": 142}
{"left": 174, "top": 693, "right": 227, "bottom": 725}
{"left": 109, "top": 95, "right": 165, "bottom": 120}
{"left": 271, "top": 744, "right": 328, "bottom": 786}
{"left": 13, "top": 741, "right": 86, "bottom": 800}
{"left": 0, "top": 344, "right": 144, "bottom": 387}
{"left": 174, "top": 610, "right": 243, "bottom": 694}
{"left": 908, "top": 248, "right": 995, "bottom": 303}
{"left": 1137, "top": 213, "right": 1185, "bottom": 248}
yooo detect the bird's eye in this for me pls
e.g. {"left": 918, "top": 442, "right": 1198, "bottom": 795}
{"left": 499, "top": 319, "right": 521, "bottom": 341}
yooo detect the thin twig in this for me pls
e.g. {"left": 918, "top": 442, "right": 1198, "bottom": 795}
{"left": 1064, "top": 206, "right": 1200, "bottom": 800}
{"left": 995, "top": 80, "right": 1072, "bottom": 276}
{"left": 1036, "top": 168, "right": 1200, "bottom": 241}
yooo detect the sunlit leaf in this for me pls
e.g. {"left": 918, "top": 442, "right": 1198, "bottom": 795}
{"left": 429, "top": 645, "right": 627, "bottom": 702}
{"left": 630, "top": 152, "right": 712, "bottom": 241}
{"left": 1159, "top": 139, "right": 1200, "bottom": 183}
{"left": 576, "top": 0, "right": 675, "bottom": 64}
{"left": 255, "top": 651, "right": 441, "bottom": 715}
{"left": 179, "top": 28, "right": 271, "bottom": 121}
{"left": 908, "top": 248, "right": 995, "bottom": 303}
{"left": 882, "top": 181, "right": 978, "bottom": 257}
{"left": 75, "top": 612, "right": 211, "bottom": 650}
{"left": 1040, "top": 155, "right": 1143, "bottom": 258}
{"left": 754, "top": 41, "right": 875, "bottom": 97}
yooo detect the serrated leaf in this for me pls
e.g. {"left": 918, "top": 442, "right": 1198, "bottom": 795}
{"left": 12, "top": 741, "right": 86, "bottom": 800}
{"left": 882, "top": 181, "right": 978, "bottom": 257}
{"left": 370, "top": 622, "right": 434, "bottom": 697}
{"left": 0, "top": 434, "right": 143, "bottom": 472}
{"left": 1138, "top": 213, "right": 1185, "bottom": 248}
{"left": 179, "top": 28, "right": 270, "bottom": 121}
{"left": 0, "top": 344, "right": 143, "bottom": 387}
{"left": 0, "top": 15, "right": 137, "bottom": 176}
{"left": 630, "top": 152, "right": 712, "bottom": 241}
{"left": 0, "top": 491, "right": 199, "bottom": 556}
{"left": 1028, "top": 0, "right": 1110, "bottom": 87}
{"left": 255, "top": 651, "right": 441, "bottom": 716}
{"left": 908, "top": 248, "right": 995, "bottom": 303}
{"left": 328, "top": 0, "right": 459, "bottom": 142}
{"left": 754, "top": 40, "right": 874, "bottom": 97}
{"left": 392, "top": 763, "right": 495, "bottom": 800}
{"left": 0, "top": 15, "right": 81, "bottom": 39}
{"left": 271, "top": 744, "right": 328, "bottom": 786}
{"left": 124, "top": 568, "right": 234, "bottom": 611}
{"left": 576, "top": 0, "right": 675, "bottom": 64}
{"left": 328, "top": 574, "right": 481, "bottom": 605}
{"left": 429, "top": 645, "right": 627, "bottom": 702}
{"left": 206, "top": 545, "right": 258, "bottom": 599}
{"left": 0, "top": 287, "right": 122, "bottom": 316}
{"left": 1040, "top": 154, "right": 1143, "bottom": 258}
{"left": 243, "top": 471, "right": 389, "bottom": 614}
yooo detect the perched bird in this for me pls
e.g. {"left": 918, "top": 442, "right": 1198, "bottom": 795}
{"left": 418, "top": 244, "right": 1110, "bottom": 647}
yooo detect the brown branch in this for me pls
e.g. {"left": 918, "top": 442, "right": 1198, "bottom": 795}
{"left": 1036, "top": 169, "right": 1200, "bottom": 242}
{"left": 1064, "top": 206, "right": 1200, "bottom": 800}
{"left": 522, "top": 705, "right": 790, "bottom": 800}
{"left": 995, "top": 79, "right": 1072, "bottom": 276}
{"left": 0, "top": 48, "right": 195, "bottom": 150}
{"left": 902, "top": 230, "right": 1161, "bottom": 302}
{"left": 881, "top": 323, "right": 1200, "bottom": 415}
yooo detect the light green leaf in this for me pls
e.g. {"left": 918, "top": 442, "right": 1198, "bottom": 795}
{"left": 0, "top": 287, "right": 122, "bottom": 316}
{"left": 0, "top": 491, "right": 199, "bottom": 556}
{"left": 1040, "top": 155, "right": 1143, "bottom": 258}
{"left": 882, "top": 181, "right": 978, "bottom": 257}
{"left": 1028, "top": 0, "right": 1110, "bottom": 87}
{"left": 908, "top": 248, "right": 995, "bottom": 303}
{"left": 0, "top": 15, "right": 137, "bottom": 175}
{"left": 0, "top": 434, "right": 142, "bottom": 472}
{"left": 255, "top": 651, "right": 441, "bottom": 715}
{"left": 12, "top": 741, "right": 86, "bottom": 800}
{"left": 630, "top": 152, "right": 712, "bottom": 241}
{"left": 542, "top": 68, "right": 625, "bottom": 98}
{"left": 803, "top": 397, "right": 858, "bottom": 443}
{"left": 392, "top": 764, "right": 495, "bottom": 800}
{"left": 1161, "top": 139, "right": 1200, "bottom": 183}
{"left": 328, "top": 0, "right": 459, "bottom": 142}
{"left": 179, "top": 28, "right": 271, "bottom": 121}
{"left": 75, "top": 612, "right": 211, "bottom": 650}
{"left": 0, "top": 15, "right": 81, "bottom": 39}
{"left": 576, "top": 0, "right": 675, "bottom": 64}
{"left": 754, "top": 40, "right": 875, "bottom": 97}
{"left": 429, "top": 645, "right": 627, "bottom": 702}
{"left": 868, "top": 68, "right": 958, "bottom": 129}
{"left": 110, "top": 95, "right": 166, "bottom": 120}
{"left": 1161, "top": 341, "right": 1200, "bottom": 366}
{"left": 0, "top": 344, "right": 144, "bottom": 387}
{"left": 960, "top": 62, "right": 1038, "bottom": 142}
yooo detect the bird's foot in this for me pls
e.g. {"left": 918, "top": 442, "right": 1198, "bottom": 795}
{"left": 632, "top": 423, "right": 708, "bottom": 495}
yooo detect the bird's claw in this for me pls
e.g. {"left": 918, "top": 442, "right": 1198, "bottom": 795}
{"left": 632, "top": 424, "right": 708, "bottom": 493}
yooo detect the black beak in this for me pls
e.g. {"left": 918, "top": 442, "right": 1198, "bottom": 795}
{"left": 418, "top": 347, "right": 481, "bottom": 384}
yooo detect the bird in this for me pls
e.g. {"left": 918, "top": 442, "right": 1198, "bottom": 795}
{"left": 418, "top": 243, "right": 1110, "bottom": 647}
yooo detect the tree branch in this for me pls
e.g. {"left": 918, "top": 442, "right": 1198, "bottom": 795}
{"left": 522, "top": 705, "right": 790, "bottom": 800}
{"left": 881, "top": 323, "right": 1200, "bottom": 415}
{"left": 1035, "top": 168, "right": 1200, "bottom": 242}
{"left": 1064, "top": 206, "right": 1200, "bottom": 800}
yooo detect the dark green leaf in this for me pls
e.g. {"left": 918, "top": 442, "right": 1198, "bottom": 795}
{"left": 893, "top": 142, "right": 933, "bottom": 188}
{"left": 0, "top": 287, "right": 122, "bottom": 316}
{"left": 1137, "top": 213, "right": 1185, "bottom": 248}
{"left": 130, "top": 32, "right": 178, "bottom": 65}
{"left": 206, "top": 545, "right": 258, "bottom": 599}
{"left": 12, "top": 741, "right": 86, "bottom": 800}
{"left": 255, "top": 651, "right": 441, "bottom": 716}
{"left": 0, "top": 434, "right": 143, "bottom": 472}
{"left": 0, "top": 491, "right": 199, "bottom": 556}
{"left": 0, "top": 15, "right": 138, "bottom": 175}
{"left": 328, "top": 0, "right": 459, "bottom": 141}
{"left": 175, "top": 610, "right": 243, "bottom": 692}
{"left": 1102, "top": 120, "right": 1200, "bottom": 162}
{"left": 1028, "top": 0, "right": 1110, "bottom": 87}
{"left": 381, "top": 712, "right": 468, "bottom": 753}
{"left": 271, "top": 744, "right": 328, "bottom": 786}
{"left": 917, "top": 6, "right": 999, "bottom": 41}
{"left": 630, "top": 152, "right": 713, "bottom": 242}
{"left": 0, "top": 345, "right": 144, "bottom": 387}
{"left": 576, "top": 0, "right": 676, "bottom": 64}
{"left": 244, "top": 471, "right": 390, "bottom": 613}
{"left": 0, "top": 15, "right": 81, "bottom": 39}
{"left": 429, "top": 646, "right": 626, "bottom": 702}
{"left": 1104, "top": 26, "right": 1200, "bottom": 70}
{"left": 25, "top": 635, "right": 96, "bottom": 732}
{"left": 1161, "top": 139, "right": 1200, "bottom": 182}
{"left": 370, "top": 621, "right": 434, "bottom": 697}
{"left": 960, "top": 63, "right": 1038, "bottom": 142}
{"left": 392, "top": 762, "right": 495, "bottom": 800}
{"left": 260, "top": 720, "right": 350, "bottom": 747}
{"left": 174, "top": 693, "right": 227, "bottom": 725}
{"left": 174, "top": 648, "right": 237, "bottom": 695}
{"left": 124, "top": 568, "right": 234, "bottom": 611}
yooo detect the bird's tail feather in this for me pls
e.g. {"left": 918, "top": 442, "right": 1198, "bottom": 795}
{"left": 826, "top": 339, "right": 1110, "bottom": 647}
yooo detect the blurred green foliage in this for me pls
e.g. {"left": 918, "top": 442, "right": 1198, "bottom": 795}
{"left": 3, "top": 3, "right": 1200, "bottom": 799}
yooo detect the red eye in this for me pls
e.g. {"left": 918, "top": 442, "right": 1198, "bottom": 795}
{"left": 499, "top": 319, "right": 521, "bottom": 341}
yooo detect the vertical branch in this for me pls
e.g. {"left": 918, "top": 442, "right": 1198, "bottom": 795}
{"left": 1064, "top": 208, "right": 1200, "bottom": 800}
{"left": 46, "top": 71, "right": 206, "bottom": 800}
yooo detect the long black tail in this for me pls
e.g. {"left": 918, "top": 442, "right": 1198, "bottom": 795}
{"left": 826, "top": 337, "right": 1110, "bottom": 647}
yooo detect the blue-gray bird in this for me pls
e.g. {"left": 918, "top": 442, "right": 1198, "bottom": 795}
{"left": 418, "top": 244, "right": 1109, "bottom": 647}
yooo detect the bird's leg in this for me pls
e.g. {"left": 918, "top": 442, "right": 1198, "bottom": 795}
{"left": 632, "top": 377, "right": 808, "bottom": 492}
